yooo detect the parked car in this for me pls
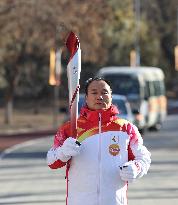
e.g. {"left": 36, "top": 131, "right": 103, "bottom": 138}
{"left": 112, "top": 94, "right": 134, "bottom": 123}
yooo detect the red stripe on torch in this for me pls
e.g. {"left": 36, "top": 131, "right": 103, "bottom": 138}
{"left": 69, "top": 85, "right": 80, "bottom": 110}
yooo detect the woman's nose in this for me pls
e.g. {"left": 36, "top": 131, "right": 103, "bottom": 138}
{"left": 98, "top": 95, "right": 103, "bottom": 100}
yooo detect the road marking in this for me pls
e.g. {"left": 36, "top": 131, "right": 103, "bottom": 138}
{"left": 0, "top": 136, "right": 52, "bottom": 160}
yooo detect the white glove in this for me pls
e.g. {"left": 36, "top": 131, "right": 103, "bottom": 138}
{"left": 119, "top": 161, "right": 141, "bottom": 183}
{"left": 56, "top": 137, "right": 81, "bottom": 162}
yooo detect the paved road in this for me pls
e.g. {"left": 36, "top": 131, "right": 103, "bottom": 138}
{"left": 129, "top": 114, "right": 178, "bottom": 205}
{"left": 0, "top": 115, "right": 178, "bottom": 205}
{"left": 0, "top": 138, "right": 66, "bottom": 205}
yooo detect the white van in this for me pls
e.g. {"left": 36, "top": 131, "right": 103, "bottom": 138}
{"left": 97, "top": 66, "right": 167, "bottom": 132}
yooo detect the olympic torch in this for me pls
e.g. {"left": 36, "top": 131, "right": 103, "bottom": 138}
{"left": 66, "top": 32, "right": 81, "bottom": 139}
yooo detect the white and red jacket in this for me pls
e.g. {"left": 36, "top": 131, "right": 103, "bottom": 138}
{"left": 47, "top": 105, "right": 151, "bottom": 205}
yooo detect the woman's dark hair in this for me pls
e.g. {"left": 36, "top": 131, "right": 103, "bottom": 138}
{"left": 84, "top": 77, "right": 112, "bottom": 95}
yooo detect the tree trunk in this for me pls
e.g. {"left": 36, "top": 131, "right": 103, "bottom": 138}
{"left": 4, "top": 93, "right": 13, "bottom": 125}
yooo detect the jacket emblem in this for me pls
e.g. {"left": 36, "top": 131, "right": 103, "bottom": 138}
{"left": 109, "top": 144, "right": 120, "bottom": 156}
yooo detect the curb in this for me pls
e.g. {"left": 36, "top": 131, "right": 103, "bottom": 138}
{"left": 0, "top": 129, "right": 56, "bottom": 138}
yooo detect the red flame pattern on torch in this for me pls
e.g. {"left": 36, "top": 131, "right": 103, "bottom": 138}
{"left": 66, "top": 31, "right": 80, "bottom": 62}
{"left": 66, "top": 31, "right": 81, "bottom": 138}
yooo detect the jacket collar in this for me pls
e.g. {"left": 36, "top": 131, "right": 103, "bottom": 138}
{"left": 80, "top": 104, "right": 119, "bottom": 123}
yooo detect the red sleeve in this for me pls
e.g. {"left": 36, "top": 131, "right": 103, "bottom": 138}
{"left": 122, "top": 122, "right": 139, "bottom": 161}
{"left": 53, "top": 122, "right": 70, "bottom": 148}
{"left": 47, "top": 122, "right": 71, "bottom": 169}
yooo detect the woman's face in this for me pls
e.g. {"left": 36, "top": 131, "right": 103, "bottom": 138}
{"left": 85, "top": 80, "right": 112, "bottom": 110}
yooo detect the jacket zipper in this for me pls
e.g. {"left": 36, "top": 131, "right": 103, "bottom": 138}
{"left": 97, "top": 113, "right": 102, "bottom": 205}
